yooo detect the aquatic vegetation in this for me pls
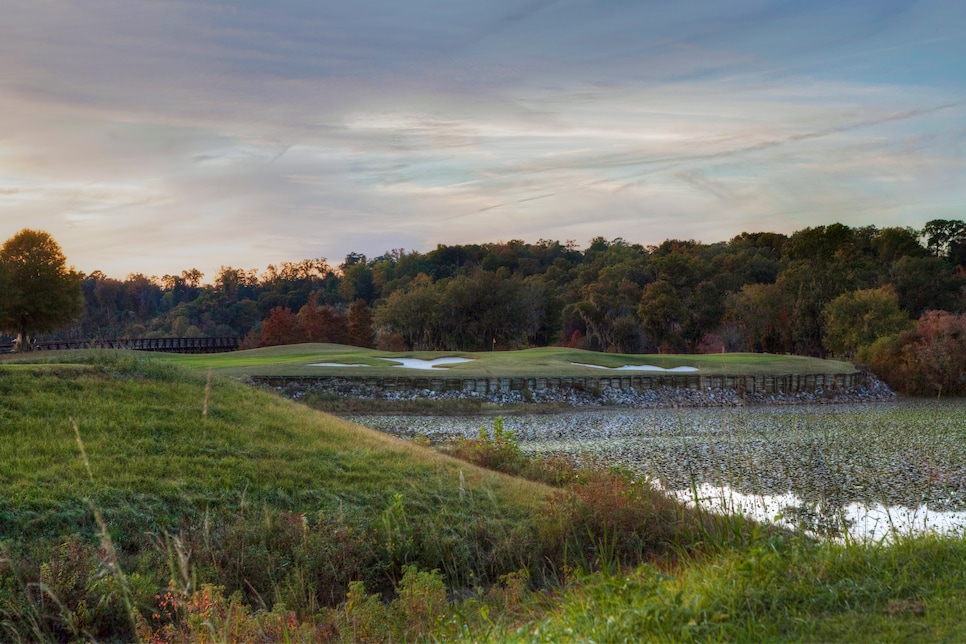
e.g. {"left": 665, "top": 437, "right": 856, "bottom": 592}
{"left": 352, "top": 400, "right": 966, "bottom": 539}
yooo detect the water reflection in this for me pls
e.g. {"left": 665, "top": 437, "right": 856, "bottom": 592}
{"left": 666, "top": 482, "right": 966, "bottom": 541}
{"left": 346, "top": 400, "right": 966, "bottom": 541}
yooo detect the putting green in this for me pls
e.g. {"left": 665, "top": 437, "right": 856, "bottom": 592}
{"left": 145, "top": 344, "right": 856, "bottom": 378}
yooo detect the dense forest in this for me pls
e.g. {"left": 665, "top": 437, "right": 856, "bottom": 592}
{"left": 24, "top": 220, "right": 966, "bottom": 392}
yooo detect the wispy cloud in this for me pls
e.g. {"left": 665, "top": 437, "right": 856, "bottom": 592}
{"left": 0, "top": 1, "right": 963, "bottom": 278}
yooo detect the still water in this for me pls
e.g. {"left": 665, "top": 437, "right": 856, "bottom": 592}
{"left": 347, "top": 400, "right": 966, "bottom": 541}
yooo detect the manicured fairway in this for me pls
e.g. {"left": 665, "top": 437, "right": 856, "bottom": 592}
{"left": 130, "top": 343, "right": 856, "bottom": 378}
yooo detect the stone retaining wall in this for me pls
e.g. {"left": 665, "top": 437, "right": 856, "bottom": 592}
{"left": 251, "top": 371, "right": 866, "bottom": 395}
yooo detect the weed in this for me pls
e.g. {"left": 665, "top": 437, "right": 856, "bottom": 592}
{"left": 442, "top": 416, "right": 529, "bottom": 475}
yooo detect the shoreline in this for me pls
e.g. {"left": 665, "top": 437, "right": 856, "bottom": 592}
{"left": 265, "top": 372, "right": 897, "bottom": 412}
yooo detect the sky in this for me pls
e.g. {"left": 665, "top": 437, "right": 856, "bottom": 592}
{"left": 0, "top": 0, "right": 963, "bottom": 280}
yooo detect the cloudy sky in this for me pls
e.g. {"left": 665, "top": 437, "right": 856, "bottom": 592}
{"left": 1, "top": 1, "right": 963, "bottom": 279}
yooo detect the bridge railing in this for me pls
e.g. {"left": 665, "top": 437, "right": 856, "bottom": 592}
{"left": 0, "top": 337, "right": 240, "bottom": 354}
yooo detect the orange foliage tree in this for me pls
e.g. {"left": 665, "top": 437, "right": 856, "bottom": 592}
{"left": 861, "top": 310, "right": 966, "bottom": 396}
{"left": 298, "top": 293, "right": 349, "bottom": 344}
{"left": 259, "top": 307, "right": 303, "bottom": 347}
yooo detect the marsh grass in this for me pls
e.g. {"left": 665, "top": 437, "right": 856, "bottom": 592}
{"left": 472, "top": 397, "right": 966, "bottom": 641}
{"left": 345, "top": 392, "right": 966, "bottom": 640}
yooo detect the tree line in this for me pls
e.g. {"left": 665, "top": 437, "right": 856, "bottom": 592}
{"left": 2, "top": 221, "right": 964, "bottom": 393}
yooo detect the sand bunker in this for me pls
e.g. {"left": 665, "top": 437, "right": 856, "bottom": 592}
{"left": 379, "top": 357, "right": 473, "bottom": 370}
{"left": 572, "top": 362, "right": 698, "bottom": 373}
{"left": 309, "top": 358, "right": 473, "bottom": 370}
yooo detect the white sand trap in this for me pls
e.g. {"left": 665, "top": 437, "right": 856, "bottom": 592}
{"left": 379, "top": 357, "right": 473, "bottom": 370}
{"left": 308, "top": 362, "right": 370, "bottom": 367}
{"left": 572, "top": 362, "right": 698, "bottom": 373}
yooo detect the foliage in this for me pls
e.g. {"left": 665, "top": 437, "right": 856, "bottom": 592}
{"left": 726, "top": 283, "right": 793, "bottom": 353}
{"left": 259, "top": 306, "right": 303, "bottom": 346}
{"left": 339, "top": 565, "right": 449, "bottom": 641}
{"left": 892, "top": 255, "right": 964, "bottom": 316}
{"left": 298, "top": 293, "right": 349, "bottom": 344}
{"left": 822, "top": 285, "right": 913, "bottom": 358}
{"left": 22, "top": 221, "right": 966, "bottom": 378}
{"left": 0, "top": 536, "right": 155, "bottom": 642}
{"left": 443, "top": 417, "right": 529, "bottom": 475}
{"left": 374, "top": 268, "right": 531, "bottom": 350}
{"left": 861, "top": 310, "right": 966, "bottom": 396}
{"left": 0, "top": 229, "right": 83, "bottom": 350}
{"left": 560, "top": 468, "right": 686, "bottom": 573}
{"left": 922, "top": 218, "right": 966, "bottom": 263}
{"left": 638, "top": 280, "right": 686, "bottom": 352}
{"left": 347, "top": 299, "right": 375, "bottom": 348}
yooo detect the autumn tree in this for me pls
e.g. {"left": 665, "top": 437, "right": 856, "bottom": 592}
{"left": 259, "top": 306, "right": 303, "bottom": 346}
{"left": 862, "top": 311, "right": 966, "bottom": 396}
{"left": 348, "top": 299, "right": 375, "bottom": 348}
{"left": 0, "top": 229, "right": 83, "bottom": 350}
{"left": 821, "top": 286, "right": 912, "bottom": 358}
{"left": 298, "top": 293, "right": 349, "bottom": 344}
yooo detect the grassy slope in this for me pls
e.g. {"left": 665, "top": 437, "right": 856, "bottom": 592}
{"left": 7, "top": 353, "right": 964, "bottom": 642}
{"left": 508, "top": 536, "right": 966, "bottom": 643}
{"left": 138, "top": 344, "right": 856, "bottom": 378}
{"left": 0, "top": 355, "right": 551, "bottom": 549}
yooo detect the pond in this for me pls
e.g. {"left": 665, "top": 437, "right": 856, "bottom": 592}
{"left": 345, "top": 400, "right": 966, "bottom": 540}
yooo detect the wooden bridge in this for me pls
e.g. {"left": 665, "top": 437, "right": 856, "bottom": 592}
{"left": 0, "top": 337, "right": 240, "bottom": 354}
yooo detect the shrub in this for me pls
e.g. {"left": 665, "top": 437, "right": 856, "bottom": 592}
{"left": 561, "top": 469, "right": 683, "bottom": 572}
{"left": 0, "top": 537, "right": 154, "bottom": 643}
{"left": 443, "top": 417, "right": 528, "bottom": 475}
{"left": 822, "top": 285, "right": 912, "bottom": 358}
{"left": 338, "top": 566, "right": 447, "bottom": 642}
{"left": 861, "top": 310, "right": 966, "bottom": 396}
{"left": 136, "top": 582, "right": 322, "bottom": 643}
{"left": 390, "top": 565, "right": 447, "bottom": 640}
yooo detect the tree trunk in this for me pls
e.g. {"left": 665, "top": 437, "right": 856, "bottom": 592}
{"left": 14, "top": 327, "right": 33, "bottom": 352}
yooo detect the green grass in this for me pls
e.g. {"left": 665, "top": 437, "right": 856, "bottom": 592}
{"left": 0, "top": 353, "right": 581, "bottom": 639}
{"left": 0, "top": 354, "right": 554, "bottom": 544}
{"left": 8, "top": 343, "right": 856, "bottom": 378}
{"left": 5, "top": 351, "right": 963, "bottom": 643}
{"left": 0, "top": 352, "right": 756, "bottom": 641}
{"left": 500, "top": 535, "right": 966, "bottom": 643}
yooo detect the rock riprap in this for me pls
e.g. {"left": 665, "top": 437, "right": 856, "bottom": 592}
{"left": 270, "top": 373, "right": 895, "bottom": 408}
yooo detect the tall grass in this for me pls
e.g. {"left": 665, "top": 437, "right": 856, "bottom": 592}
{"left": 3, "top": 351, "right": 963, "bottom": 641}
{"left": 1, "top": 352, "right": 742, "bottom": 640}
